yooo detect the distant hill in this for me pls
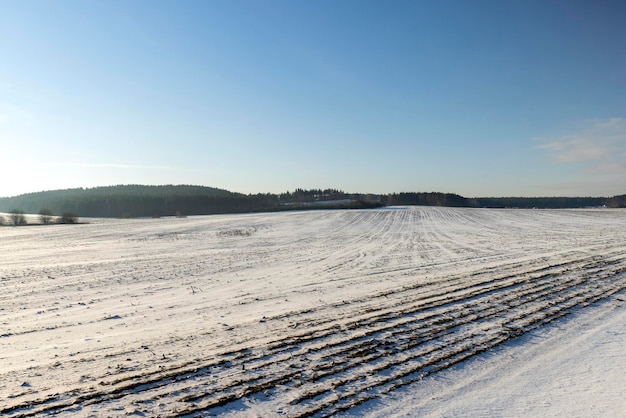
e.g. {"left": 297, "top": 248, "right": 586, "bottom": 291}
{"left": 1, "top": 185, "right": 624, "bottom": 219}
{"left": 0, "top": 185, "right": 379, "bottom": 218}
{"left": 0, "top": 185, "right": 254, "bottom": 218}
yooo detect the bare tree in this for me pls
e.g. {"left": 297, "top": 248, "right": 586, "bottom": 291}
{"left": 59, "top": 211, "right": 79, "bottom": 224}
{"left": 39, "top": 208, "right": 55, "bottom": 225}
{"left": 9, "top": 210, "right": 27, "bottom": 226}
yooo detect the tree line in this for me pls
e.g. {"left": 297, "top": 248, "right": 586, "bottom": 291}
{"left": 0, "top": 185, "right": 384, "bottom": 219}
{"left": 0, "top": 209, "right": 78, "bottom": 226}
{"left": 1, "top": 185, "right": 624, "bottom": 220}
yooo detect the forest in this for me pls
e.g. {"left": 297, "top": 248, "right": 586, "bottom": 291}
{"left": 0, "top": 184, "right": 624, "bottom": 219}
{"left": 0, "top": 185, "right": 381, "bottom": 219}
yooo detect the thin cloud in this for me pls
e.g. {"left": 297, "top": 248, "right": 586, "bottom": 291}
{"left": 535, "top": 118, "right": 626, "bottom": 174}
{"left": 41, "top": 162, "right": 172, "bottom": 170}
{"left": 75, "top": 163, "right": 172, "bottom": 170}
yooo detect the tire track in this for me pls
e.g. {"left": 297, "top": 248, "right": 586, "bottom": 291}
{"left": 4, "top": 249, "right": 626, "bottom": 417}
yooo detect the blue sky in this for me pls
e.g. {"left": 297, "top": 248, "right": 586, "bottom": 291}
{"left": 1, "top": 0, "right": 625, "bottom": 197}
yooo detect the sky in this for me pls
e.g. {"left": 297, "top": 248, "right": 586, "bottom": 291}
{"left": 1, "top": 0, "right": 625, "bottom": 198}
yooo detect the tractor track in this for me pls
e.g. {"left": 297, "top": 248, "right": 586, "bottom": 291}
{"left": 4, "top": 249, "right": 626, "bottom": 417}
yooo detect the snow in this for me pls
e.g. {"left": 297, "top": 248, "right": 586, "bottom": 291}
{"left": 1, "top": 207, "right": 625, "bottom": 417}
{"left": 347, "top": 299, "right": 626, "bottom": 417}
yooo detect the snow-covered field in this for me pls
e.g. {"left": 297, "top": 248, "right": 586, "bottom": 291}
{"left": 1, "top": 207, "right": 626, "bottom": 417}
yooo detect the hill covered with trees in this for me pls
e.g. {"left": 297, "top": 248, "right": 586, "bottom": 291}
{"left": 1, "top": 185, "right": 624, "bottom": 219}
{"left": 0, "top": 185, "right": 380, "bottom": 218}
{"left": 0, "top": 185, "right": 256, "bottom": 218}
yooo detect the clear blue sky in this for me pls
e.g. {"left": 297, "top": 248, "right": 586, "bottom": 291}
{"left": 1, "top": 0, "right": 625, "bottom": 197}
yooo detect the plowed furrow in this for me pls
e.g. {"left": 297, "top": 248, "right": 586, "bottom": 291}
{"left": 172, "top": 265, "right": 626, "bottom": 417}
{"left": 293, "top": 278, "right": 626, "bottom": 417}
{"left": 3, "top": 254, "right": 625, "bottom": 418}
